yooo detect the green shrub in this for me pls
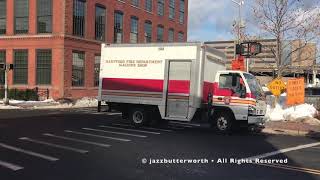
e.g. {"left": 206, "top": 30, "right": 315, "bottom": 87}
{"left": 0, "top": 88, "right": 39, "bottom": 101}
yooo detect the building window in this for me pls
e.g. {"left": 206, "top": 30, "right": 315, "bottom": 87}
{"left": 179, "top": 0, "right": 185, "bottom": 24}
{"left": 168, "top": 28, "right": 174, "bottom": 42}
{"left": 169, "top": 0, "right": 175, "bottom": 20}
{"left": 94, "top": 55, "right": 100, "bottom": 87}
{"left": 130, "top": 16, "right": 138, "bottom": 43}
{"left": 144, "top": 21, "right": 152, "bottom": 43}
{"left": 145, "top": 0, "right": 152, "bottom": 12}
{"left": 114, "top": 11, "right": 123, "bottom": 43}
{"left": 95, "top": 5, "right": 106, "bottom": 41}
{"left": 0, "top": 0, "right": 6, "bottom": 35}
{"left": 15, "top": 0, "right": 29, "bottom": 34}
{"left": 36, "top": 50, "right": 52, "bottom": 85}
{"left": 178, "top": 31, "right": 184, "bottom": 42}
{"left": 73, "top": 0, "right": 86, "bottom": 37}
{"left": 157, "top": 25, "right": 164, "bottom": 42}
{"left": 0, "top": 51, "right": 5, "bottom": 85}
{"left": 37, "top": 0, "right": 52, "bottom": 33}
{"left": 131, "top": 0, "right": 139, "bottom": 7}
{"left": 72, "top": 51, "right": 85, "bottom": 87}
{"left": 13, "top": 50, "right": 28, "bottom": 84}
{"left": 157, "top": 0, "right": 164, "bottom": 16}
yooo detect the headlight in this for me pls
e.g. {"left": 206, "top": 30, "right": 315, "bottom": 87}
{"left": 248, "top": 105, "right": 256, "bottom": 115}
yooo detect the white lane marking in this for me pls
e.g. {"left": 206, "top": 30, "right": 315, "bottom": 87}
{"left": 43, "top": 133, "right": 111, "bottom": 148}
{"left": 246, "top": 142, "right": 320, "bottom": 160}
{"left": 99, "top": 125, "right": 161, "bottom": 135}
{"left": 19, "top": 137, "right": 89, "bottom": 154}
{"left": 310, "top": 146, "right": 320, "bottom": 150}
{"left": 0, "top": 143, "right": 59, "bottom": 161}
{"left": 91, "top": 112, "right": 104, "bottom": 115}
{"left": 82, "top": 128, "right": 147, "bottom": 138}
{"left": 112, "top": 123, "right": 174, "bottom": 132}
{"left": 106, "top": 113, "right": 122, "bottom": 115}
{"left": 64, "top": 130, "right": 131, "bottom": 142}
{"left": 0, "top": 160, "right": 24, "bottom": 171}
{"left": 169, "top": 122, "right": 201, "bottom": 127}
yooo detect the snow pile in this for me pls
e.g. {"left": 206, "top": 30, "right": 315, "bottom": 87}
{"left": 72, "top": 97, "right": 98, "bottom": 107}
{"left": 266, "top": 103, "right": 318, "bottom": 121}
{"left": 33, "top": 97, "right": 98, "bottom": 109}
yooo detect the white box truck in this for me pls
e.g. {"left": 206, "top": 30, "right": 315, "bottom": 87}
{"left": 98, "top": 43, "right": 266, "bottom": 132}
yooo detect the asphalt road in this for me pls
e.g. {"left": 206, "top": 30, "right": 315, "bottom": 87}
{"left": 0, "top": 108, "right": 319, "bottom": 180}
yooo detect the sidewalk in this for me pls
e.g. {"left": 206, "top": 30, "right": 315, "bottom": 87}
{"left": 263, "top": 120, "right": 320, "bottom": 138}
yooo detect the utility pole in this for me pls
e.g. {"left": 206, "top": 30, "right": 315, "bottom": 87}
{"left": 232, "top": 0, "right": 244, "bottom": 44}
{"left": 4, "top": 68, "right": 8, "bottom": 105}
{"left": 1, "top": 63, "right": 13, "bottom": 105}
{"left": 232, "top": 0, "right": 248, "bottom": 72}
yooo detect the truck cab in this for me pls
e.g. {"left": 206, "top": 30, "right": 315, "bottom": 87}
{"left": 210, "top": 71, "right": 266, "bottom": 132}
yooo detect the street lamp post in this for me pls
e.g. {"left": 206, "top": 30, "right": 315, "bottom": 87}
{"left": 232, "top": 0, "right": 248, "bottom": 72}
{"left": 232, "top": 0, "right": 244, "bottom": 44}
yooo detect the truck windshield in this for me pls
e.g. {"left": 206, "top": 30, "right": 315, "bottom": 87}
{"left": 243, "top": 73, "right": 264, "bottom": 99}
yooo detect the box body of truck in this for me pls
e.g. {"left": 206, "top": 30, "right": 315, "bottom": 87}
{"left": 98, "top": 43, "right": 266, "bottom": 131}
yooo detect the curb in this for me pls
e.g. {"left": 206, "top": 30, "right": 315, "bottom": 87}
{"left": 262, "top": 128, "right": 320, "bottom": 138}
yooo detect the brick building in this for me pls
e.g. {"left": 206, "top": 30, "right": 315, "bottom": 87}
{"left": 0, "top": 0, "right": 188, "bottom": 99}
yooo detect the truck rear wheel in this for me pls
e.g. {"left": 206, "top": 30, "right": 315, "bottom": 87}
{"left": 213, "top": 112, "right": 233, "bottom": 133}
{"left": 129, "top": 107, "right": 150, "bottom": 127}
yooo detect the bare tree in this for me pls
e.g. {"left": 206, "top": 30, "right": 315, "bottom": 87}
{"left": 252, "top": 0, "right": 320, "bottom": 77}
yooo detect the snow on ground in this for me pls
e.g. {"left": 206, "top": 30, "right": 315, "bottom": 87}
{"left": 1, "top": 99, "right": 55, "bottom": 105}
{"left": 265, "top": 93, "right": 318, "bottom": 121}
{"left": 33, "top": 97, "right": 98, "bottom": 109}
{"left": 0, "top": 97, "right": 98, "bottom": 109}
{"left": 0, "top": 104, "right": 21, "bottom": 109}
{"left": 265, "top": 103, "right": 318, "bottom": 121}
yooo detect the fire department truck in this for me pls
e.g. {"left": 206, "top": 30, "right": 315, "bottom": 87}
{"left": 98, "top": 43, "right": 266, "bottom": 132}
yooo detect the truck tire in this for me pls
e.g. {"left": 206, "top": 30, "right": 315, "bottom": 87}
{"left": 213, "top": 112, "right": 234, "bottom": 133}
{"left": 129, "top": 107, "right": 150, "bottom": 127}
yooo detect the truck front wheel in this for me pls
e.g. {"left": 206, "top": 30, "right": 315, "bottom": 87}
{"left": 213, "top": 112, "right": 234, "bottom": 133}
{"left": 129, "top": 107, "right": 149, "bottom": 127}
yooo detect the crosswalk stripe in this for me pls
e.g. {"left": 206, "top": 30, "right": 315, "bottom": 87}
{"left": 99, "top": 125, "right": 161, "bottom": 135}
{"left": 82, "top": 128, "right": 147, "bottom": 138}
{"left": 0, "top": 143, "right": 59, "bottom": 161}
{"left": 0, "top": 160, "right": 24, "bottom": 171}
{"left": 43, "top": 133, "right": 111, "bottom": 148}
{"left": 19, "top": 137, "right": 89, "bottom": 154}
{"left": 112, "top": 123, "right": 174, "bottom": 132}
{"left": 64, "top": 130, "right": 131, "bottom": 142}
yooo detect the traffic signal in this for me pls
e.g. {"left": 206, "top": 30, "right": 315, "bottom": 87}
{"left": 236, "top": 42, "right": 262, "bottom": 57}
{"left": 0, "top": 63, "right": 5, "bottom": 71}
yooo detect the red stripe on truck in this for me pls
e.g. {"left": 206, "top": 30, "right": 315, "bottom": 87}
{"left": 102, "top": 78, "right": 163, "bottom": 92}
{"left": 102, "top": 78, "right": 190, "bottom": 94}
{"left": 168, "top": 80, "right": 190, "bottom": 94}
